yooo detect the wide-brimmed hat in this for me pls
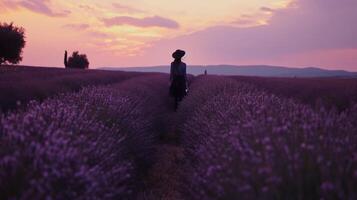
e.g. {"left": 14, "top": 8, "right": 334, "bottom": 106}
{"left": 172, "top": 49, "right": 186, "bottom": 59}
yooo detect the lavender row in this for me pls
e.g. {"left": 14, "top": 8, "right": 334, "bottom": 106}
{"left": 179, "top": 75, "right": 357, "bottom": 200}
{"left": 0, "top": 75, "right": 168, "bottom": 199}
{"left": 0, "top": 66, "right": 143, "bottom": 112}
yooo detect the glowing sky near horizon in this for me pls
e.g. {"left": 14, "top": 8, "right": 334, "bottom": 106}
{"left": 0, "top": 0, "right": 356, "bottom": 71}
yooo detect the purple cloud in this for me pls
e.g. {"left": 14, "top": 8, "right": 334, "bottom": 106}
{"left": 102, "top": 15, "right": 180, "bottom": 29}
{"left": 112, "top": 3, "right": 145, "bottom": 14}
{"left": 138, "top": 0, "right": 357, "bottom": 67}
{"left": 1, "top": 0, "right": 70, "bottom": 17}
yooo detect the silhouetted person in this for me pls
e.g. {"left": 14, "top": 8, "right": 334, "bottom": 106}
{"left": 170, "top": 49, "right": 188, "bottom": 111}
{"left": 204, "top": 69, "right": 207, "bottom": 75}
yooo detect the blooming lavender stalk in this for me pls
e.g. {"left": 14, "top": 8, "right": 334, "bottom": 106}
{"left": 0, "top": 75, "right": 169, "bottom": 199}
{"left": 179, "top": 75, "right": 357, "bottom": 200}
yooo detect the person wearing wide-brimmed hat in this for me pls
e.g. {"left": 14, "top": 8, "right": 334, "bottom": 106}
{"left": 170, "top": 49, "right": 188, "bottom": 111}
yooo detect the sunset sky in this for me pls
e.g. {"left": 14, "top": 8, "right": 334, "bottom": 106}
{"left": 0, "top": 0, "right": 356, "bottom": 70}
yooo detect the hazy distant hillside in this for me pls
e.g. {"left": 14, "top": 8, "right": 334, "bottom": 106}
{"left": 102, "top": 65, "right": 357, "bottom": 77}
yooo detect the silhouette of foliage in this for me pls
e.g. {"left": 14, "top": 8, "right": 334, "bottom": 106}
{"left": 66, "top": 51, "right": 89, "bottom": 69}
{"left": 64, "top": 50, "right": 68, "bottom": 68}
{"left": 0, "top": 22, "right": 26, "bottom": 65}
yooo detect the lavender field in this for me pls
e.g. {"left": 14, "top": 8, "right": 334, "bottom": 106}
{"left": 179, "top": 76, "right": 357, "bottom": 199}
{"left": 0, "top": 66, "right": 145, "bottom": 112}
{"left": 1, "top": 68, "right": 357, "bottom": 200}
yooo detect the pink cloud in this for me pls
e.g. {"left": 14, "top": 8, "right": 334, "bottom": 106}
{"left": 0, "top": 0, "right": 17, "bottom": 10}
{"left": 87, "top": 31, "right": 111, "bottom": 38}
{"left": 1, "top": 0, "right": 70, "bottom": 17}
{"left": 270, "top": 49, "right": 357, "bottom": 71}
{"left": 63, "top": 23, "right": 90, "bottom": 30}
{"left": 260, "top": 7, "right": 275, "bottom": 13}
{"left": 112, "top": 3, "right": 145, "bottom": 14}
{"left": 79, "top": 5, "right": 96, "bottom": 11}
{"left": 134, "top": 0, "right": 357, "bottom": 70}
{"left": 231, "top": 19, "right": 259, "bottom": 26}
{"left": 102, "top": 15, "right": 179, "bottom": 29}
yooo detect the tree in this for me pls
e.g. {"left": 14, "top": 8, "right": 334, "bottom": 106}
{"left": 64, "top": 50, "right": 68, "bottom": 68}
{"left": 0, "top": 22, "right": 26, "bottom": 65}
{"left": 66, "top": 51, "right": 89, "bottom": 69}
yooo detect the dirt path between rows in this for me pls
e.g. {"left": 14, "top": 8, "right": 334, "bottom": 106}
{"left": 137, "top": 104, "right": 186, "bottom": 200}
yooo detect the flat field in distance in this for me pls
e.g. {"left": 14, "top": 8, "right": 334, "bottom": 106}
{"left": 0, "top": 65, "right": 146, "bottom": 112}
{"left": 232, "top": 76, "right": 357, "bottom": 110}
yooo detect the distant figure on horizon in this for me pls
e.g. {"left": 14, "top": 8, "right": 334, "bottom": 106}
{"left": 169, "top": 49, "right": 188, "bottom": 111}
{"left": 204, "top": 69, "right": 207, "bottom": 75}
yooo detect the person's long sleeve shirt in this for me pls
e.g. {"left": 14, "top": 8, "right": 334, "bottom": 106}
{"left": 170, "top": 62, "right": 187, "bottom": 81}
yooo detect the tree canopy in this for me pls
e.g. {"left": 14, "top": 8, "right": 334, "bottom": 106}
{"left": 67, "top": 51, "right": 89, "bottom": 69}
{"left": 0, "top": 22, "right": 26, "bottom": 65}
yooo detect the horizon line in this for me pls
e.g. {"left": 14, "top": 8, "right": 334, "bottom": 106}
{"left": 4, "top": 64, "right": 357, "bottom": 73}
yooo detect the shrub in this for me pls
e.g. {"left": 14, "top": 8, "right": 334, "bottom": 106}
{"left": 0, "top": 22, "right": 26, "bottom": 65}
{"left": 66, "top": 51, "right": 89, "bottom": 69}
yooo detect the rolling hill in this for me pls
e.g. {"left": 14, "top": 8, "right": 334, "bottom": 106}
{"left": 102, "top": 65, "right": 357, "bottom": 77}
